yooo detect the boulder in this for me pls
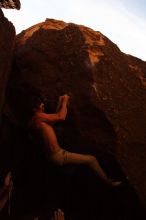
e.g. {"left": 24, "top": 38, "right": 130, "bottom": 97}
{"left": 0, "top": 0, "right": 21, "bottom": 10}
{"left": 4, "top": 19, "right": 146, "bottom": 213}
{"left": 0, "top": 9, "right": 15, "bottom": 116}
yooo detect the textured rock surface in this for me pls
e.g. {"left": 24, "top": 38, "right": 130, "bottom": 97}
{"left": 0, "top": 9, "right": 15, "bottom": 115}
{"left": 0, "top": 0, "right": 20, "bottom": 9}
{"left": 4, "top": 19, "right": 146, "bottom": 217}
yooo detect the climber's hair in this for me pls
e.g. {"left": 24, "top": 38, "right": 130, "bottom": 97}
{"left": 25, "top": 92, "right": 45, "bottom": 124}
{"left": 30, "top": 94, "right": 45, "bottom": 112}
{"left": 26, "top": 86, "right": 45, "bottom": 116}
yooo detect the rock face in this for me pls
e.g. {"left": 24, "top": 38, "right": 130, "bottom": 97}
{"left": 0, "top": 0, "right": 21, "bottom": 9}
{"left": 0, "top": 9, "right": 15, "bottom": 115}
{"left": 5, "top": 19, "right": 146, "bottom": 212}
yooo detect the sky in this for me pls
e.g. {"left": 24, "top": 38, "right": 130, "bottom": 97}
{"left": 2, "top": 0, "right": 146, "bottom": 61}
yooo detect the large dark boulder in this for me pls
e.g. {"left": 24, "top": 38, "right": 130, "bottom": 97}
{"left": 0, "top": 8, "right": 15, "bottom": 116}
{"left": 3, "top": 19, "right": 146, "bottom": 218}
{"left": 0, "top": 9, "right": 15, "bottom": 218}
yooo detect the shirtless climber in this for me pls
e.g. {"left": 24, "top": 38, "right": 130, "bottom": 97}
{"left": 29, "top": 93, "right": 121, "bottom": 187}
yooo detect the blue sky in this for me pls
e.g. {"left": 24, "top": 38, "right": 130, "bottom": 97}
{"left": 2, "top": 0, "right": 146, "bottom": 61}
